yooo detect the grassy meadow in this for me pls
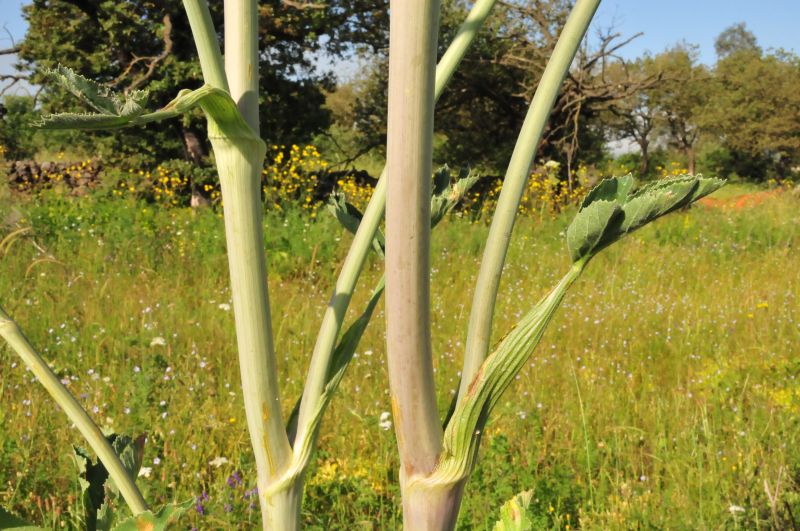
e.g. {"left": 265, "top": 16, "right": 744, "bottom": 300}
{"left": 0, "top": 180, "right": 799, "bottom": 529}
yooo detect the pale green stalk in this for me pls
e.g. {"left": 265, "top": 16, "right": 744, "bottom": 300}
{"left": 224, "top": 0, "right": 259, "bottom": 131}
{"left": 292, "top": 0, "right": 498, "bottom": 465}
{"left": 183, "top": 0, "right": 293, "bottom": 527}
{"left": 181, "top": 0, "right": 228, "bottom": 90}
{"left": 287, "top": 1, "right": 496, "bottom": 522}
{"left": 220, "top": 0, "right": 294, "bottom": 528}
{"left": 458, "top": 0, "right": 600, "bottom": 403}
{"left": 0, "top": 307, "right": 147, "bottom": 515}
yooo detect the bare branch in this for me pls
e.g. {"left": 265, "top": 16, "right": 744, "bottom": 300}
{"left": 113, "top": 14, "right": 174, "bottom": 93}
{"left": 0, "top": 74, "right": 27, "bottom": 97}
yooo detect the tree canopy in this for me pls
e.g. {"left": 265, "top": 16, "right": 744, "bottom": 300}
{"left": 17, "top": 0, "right": 387, "bottom": 163}
{"left": 3, "top": 5, "right": 799, "bottom": 183}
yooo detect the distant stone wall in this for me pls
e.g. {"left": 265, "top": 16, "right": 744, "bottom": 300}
{"left": 5, "top": 160, "right": 103, "bottom": 196}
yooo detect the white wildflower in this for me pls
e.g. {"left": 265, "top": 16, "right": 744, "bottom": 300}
{"left": 150, "top": 337, "right": 166, "bottom": 347}
{"left": 209, "top": 456, "right": 229, "bottom": 468}
{"left": 378, "top": 411, "right": 392, "bottom": 431}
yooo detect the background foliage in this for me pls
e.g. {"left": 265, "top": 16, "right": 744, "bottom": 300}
{"left": 2, "top": 1, "right": 799, "bottom": 184}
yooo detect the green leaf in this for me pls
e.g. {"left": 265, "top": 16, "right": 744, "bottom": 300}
{"left": 689, "top": 175, "right": 727, "bottom": 202}
{"left": 40, "top": 66, "right": 152, "bottom": 130}
{"left": 0, "top": 506, "right": 46, "bottom": 530}
{"left": 46, "top": 65, "right": 120, "bottom": 115}
{"left": 114, "top": 90, "right": 148, "bottom": 118}
{"left": 112, "top": 501, "right": 191, "bottom": 531}
{"left": 96, "top": 502, "right": 114, "bottom": 531}
{"left": 566, "top": 199, "right": 621, "bottom": 263}
{"left": 72, "top": 445, "right": 110, "bottom": 529}
{"left": 493, "top": 490, "right": 534, "bottom": 531}
{"left": 618, "top": 178, "right": 697, "bottom": 233}
{"left": 36, "top": 112, "right": 141, "bottom": 130}
{"left": 430, "top": 166, "right": 480, "bottom": 227}
{"left": 71, "top": 433, "right": 147, "bottom": 530}
{"left": 328, "top": 167, "right": 479, "bottom": 259}
{"left": 105, "top": 434, "right": 146, "bottom": 499}
{"left": 579, "top": 173, "right": 634, "bottom": 208}
{"left": 566, "top": 174, "right": 725, "bottom": 262}
{"left": 37, "top": 67, "right": 259, "bottom": 146}
{"left": 432, "top": 166, "right": 452, "bottom": 196}
{"left": 419, "top": 174, "right": 724, "bottom": 493}
{"left": 326, "top": 191, "right": 385, "bottom": 257}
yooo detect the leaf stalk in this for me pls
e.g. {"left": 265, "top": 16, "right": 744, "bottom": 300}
{"left": 0, "top": 307, "right": 148, "bottom": 515}
{"left": 458, "top": 0, "right": 601, "bottom": 403}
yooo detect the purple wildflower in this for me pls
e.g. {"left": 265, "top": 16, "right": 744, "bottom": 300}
{"left": 195, "top": 492, "right": 209, "bottom": 515}
{"left": 227, "top": 471, "right": 242, "bottom": 488}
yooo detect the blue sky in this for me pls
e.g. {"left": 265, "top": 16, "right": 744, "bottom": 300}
{"left": 1, "top": 0, "right": 799, "bottom": 92}
{"left": 592, "top": 0, "right": 799, "bottom": 64}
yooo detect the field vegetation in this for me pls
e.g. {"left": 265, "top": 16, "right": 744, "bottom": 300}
{"left": 1, "top": 175, "right": 798, "bottom": 528}
{"left": 1, "top": 0, "right": 799, "bottom": 527}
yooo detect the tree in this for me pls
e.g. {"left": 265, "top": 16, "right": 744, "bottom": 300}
{"left": 714, "top": 22, "right": 760, "bottom": 59}
{"left": 698, "top": 47, "right": 800, "bottom": 179}
{"left": 350, "top": 0, "right": 653, "bottom": 180}
{"left": 0, "top": 96, "right": 39, "bottom": 160}
{"left": 602, "top": 57, "right": 661, "bottom": 175}
{"left": 18, "top": 0, "right": 387, "bottom": 163}
{"left": 650, "top": 44, "right": 708, "bottom": 174}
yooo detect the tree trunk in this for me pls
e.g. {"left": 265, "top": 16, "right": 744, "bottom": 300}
{"left": 686, "top": 146, "right": 696, "bottom": 175}
{"left": 639, "top": 140, "right": 649, "bottom": 176}
{"left": 182, "top": 126, "right": 206, "bottom": 164}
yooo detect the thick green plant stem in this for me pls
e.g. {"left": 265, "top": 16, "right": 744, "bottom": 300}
{"left": 184, "top": 0, "right": 292, "bottom": 527}
{"left": 0, "top": 307, "right": 148, "bottom": 515}
{"left": 385, "top": 0, "right": 442, "bottom": 478}
{"left": 458, "top": 0, "right": 600, "bottom": 403}
{"left": 224, "top": 0, "right": 260, "bottom": 131}
{"left": 292, "top": 0, "right": 497, "bottom": 466}
{"left": 181, "top": 0, "right": 228, "bottom": 90}
{"left": 263, "top": 486, "right": 302, "bottom": 531}
{"left": 213, "top": 141, "right": 292, "bottom": 523}
{"left": 220, "top": 1, "right": 293, "bottom": 528}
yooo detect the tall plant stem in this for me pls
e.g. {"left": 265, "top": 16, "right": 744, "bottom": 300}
{"left": 292, "top": 0, "right": 497, "bottom": 463}
{"left": 184, "top": 0, "right": 292, "bottom": 527}
{"left": 220, "top": 0, "right": 293, "bottom": 527}
{"left": 224, "top": 0, "right": 259, "bottom": 131}
{"left": 181, "top": 0, "right": 228, "bottom": 90}
{"left": 0, "top": 307, "right": 147, "bottom": 514}
{"left": 458, "top": 0, "right": 600, "bottom": 403}
{"left": 385, "top": 0, "right": 442, "bottom": 480}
